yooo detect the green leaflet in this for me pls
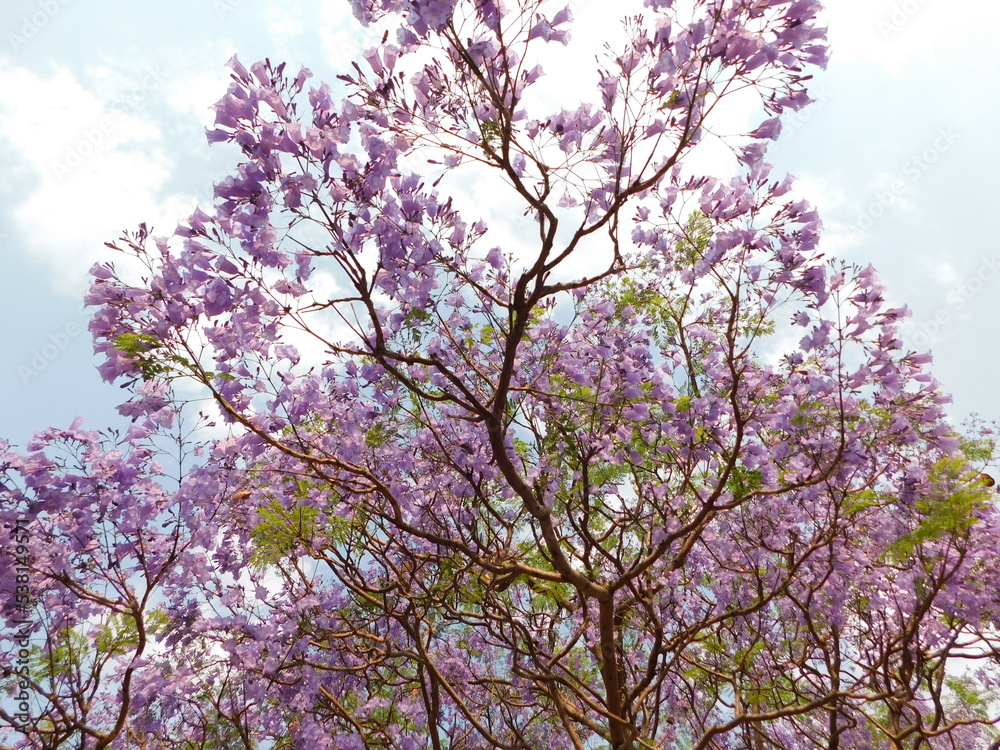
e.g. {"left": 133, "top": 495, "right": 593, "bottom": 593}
{"left": 885, "top": 455, "right": 992, "bottom": 561}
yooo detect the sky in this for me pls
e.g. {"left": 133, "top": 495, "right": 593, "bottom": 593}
{"left": 0, "top": 0, "right": 997, "bottom": 450}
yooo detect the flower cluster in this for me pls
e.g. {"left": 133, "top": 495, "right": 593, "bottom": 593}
{"left": 4, "top": 1, "right": 1000, "bottom": 748}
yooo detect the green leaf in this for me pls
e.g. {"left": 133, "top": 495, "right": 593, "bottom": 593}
{"left": 886, "top": 455, "right": 991, "bottom": 560}
{"left": 250, "top": 498, "right": 323, "bottom": 567}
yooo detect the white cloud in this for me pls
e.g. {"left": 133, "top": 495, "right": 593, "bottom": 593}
{"left": 0, "top": 63, "right": 178, "bottom": 293}
{"left": 792, "top": 175, "right": 847, "bottom": 213}
{"left": 263, "top": 0, "right": 310, "bottom": 48}
{"left": 317, "top": 1, "right": 376, "bottom": 74}
{"left": 160, "top": 58, "right": 232, "bottom": 126}
{"left": 923, "top": 257, "right": 961, "bottom": 287}
{"left": 824, "top": 0, "right": 1000, "bottom": 73}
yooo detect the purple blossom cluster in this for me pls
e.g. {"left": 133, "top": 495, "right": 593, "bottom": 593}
{"left": 3, "top": 1, "right": 1000, "bottom": 748}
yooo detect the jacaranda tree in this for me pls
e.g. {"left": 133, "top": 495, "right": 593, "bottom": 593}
{"left": 4, "top": 0, "right": 1000, "bottom": 747}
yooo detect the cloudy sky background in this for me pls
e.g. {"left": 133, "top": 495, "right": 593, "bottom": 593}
{"left": 0, "top": 0, "right": 997, "bottom": 450}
